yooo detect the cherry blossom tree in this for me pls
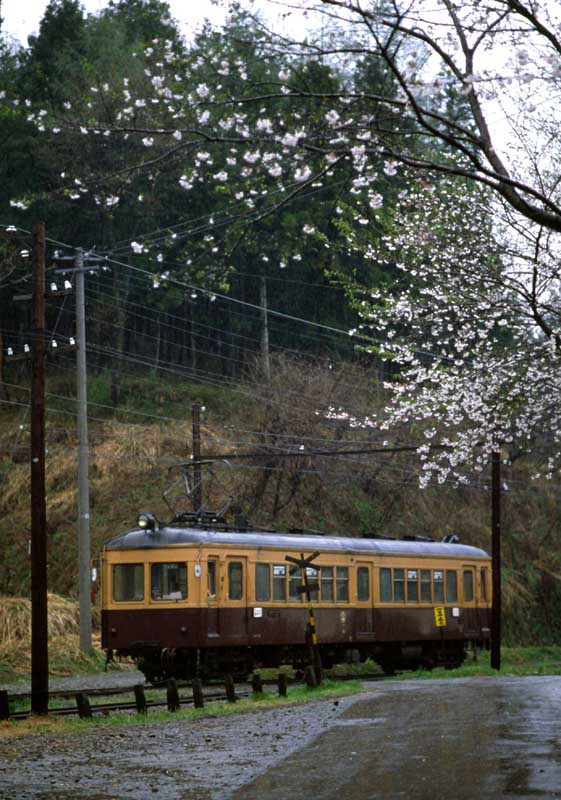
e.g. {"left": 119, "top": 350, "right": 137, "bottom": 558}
{"left": 331, "top": 172, "right": 561, "bottom": 483}
{"left": 5, "top": 0, "right": 561, "bottom": 479}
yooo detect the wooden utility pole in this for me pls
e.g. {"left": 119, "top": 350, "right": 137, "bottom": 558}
{"left": 491, "top": 450, "right": 501, "bottom": 670}
{"left": 30, "top": 222, "right": 48, "bottom": 714}
{"left": 192, "top": 401, "right": 202, "bottom": 513}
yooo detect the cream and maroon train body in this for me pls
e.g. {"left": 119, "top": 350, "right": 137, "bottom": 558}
{"left": 101, "top": 525, "right": 491, "bottom": 680}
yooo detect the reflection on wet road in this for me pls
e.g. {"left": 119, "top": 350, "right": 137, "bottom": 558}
{"left": 236, "top": 677, "right": 561, "bottom": 800}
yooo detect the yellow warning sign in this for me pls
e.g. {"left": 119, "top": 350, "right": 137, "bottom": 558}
{"left": 434, "top": 606, "right": 446, "bottom": 627}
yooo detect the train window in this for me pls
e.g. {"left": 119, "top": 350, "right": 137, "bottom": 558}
{"left": 151, "top": 563, "right": 187, "bottom": 601}
{"left": 208, "top": 560, "right": 217, "bottom": 598}
{"left": 228, "top": 562, "right": 243, "bottom": 600}
{"left": 407, "top": 569, "right": 419, "bottom": 603}
{"left": 393, "top": 568, "right": 405, "bottom": 602}
{"left": 321, "top": 567, "right": 334, "bottom": 602}
{"left": 380, "top": 568, "right": 392, "bottom": 602}
{"left": 463, "top": 570, "right": 474, "bottom": 602}
{"left": 307, "top": 567, "right": 319, "bottom": 602}
{"left": 273, "top": 564, "right": 287, "bottom": 601}
{"left": 336, "top": 567, "right": 349, "bottom": 602}
{"left": 289, "top": 568, "right": 303, "bottom": 602}
{"left": 433, "top": 570, "right": 444, "bottom": 602}
{"left": 113, "top": 564, "right": 144, "bottom": 602}
{"left": 420, "top": 569, "right": 431, "bottom": 602}
{"left": 480, "top": 568, "right": 488, "bottom": 601}
{"left": 256, "top": 564, "right": 270, "bottom": 602}
{"left": 446, "top": 570, "right": 458, "bottom": 602}
{"left": 357, "top": 567, "right": 370, "bottom": 601}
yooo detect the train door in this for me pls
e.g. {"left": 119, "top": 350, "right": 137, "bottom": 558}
{"left": 224, "top": 556, "right": 248, "bottom": 639}
{"left": 356, "top": 562, "right": 375, "bottom": 637}
{"left": 207, "top": 557, "right": 219, "bottom": 638}
{"left": 461, "top": 564, "right": 478, "bottom": 638}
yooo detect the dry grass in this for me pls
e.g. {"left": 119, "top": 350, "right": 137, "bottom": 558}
{"left": 0, "top": 594, "right": 104, "bottom": 677}
{"left": 0, "top": 593, "right": 80, "bottom": 646}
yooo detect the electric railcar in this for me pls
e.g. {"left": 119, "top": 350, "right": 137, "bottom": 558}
{"left": 100, "top": 516, "right": 492, "bottom": 680}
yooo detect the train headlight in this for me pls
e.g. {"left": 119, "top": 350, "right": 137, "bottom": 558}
{"left": 137, "top": 512, "right": 159, "bottom": 532}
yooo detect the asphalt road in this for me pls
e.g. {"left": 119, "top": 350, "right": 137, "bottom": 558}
{"left": 1, "top": 675, "right": 561, "bottom": 799}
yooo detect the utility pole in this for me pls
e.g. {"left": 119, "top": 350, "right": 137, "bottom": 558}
{"left": 192, "top": 401, "right": 202, "bottom": 513}
{"left": 30, "top": 222, "right": 48, "bottom": 714}
{"left": 491, "top": 450, "right": 501, "bottom": 670}
{"left": 55, "top": 248, "right": 106, "bottom": 654}
{"left": 75, "top": 250, "right": 91, "bottom": 654}
{"left": 259, "top": 275, "right": 271, "bottom": 381}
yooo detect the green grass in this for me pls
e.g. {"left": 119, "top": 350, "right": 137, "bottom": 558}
{"left": 1, "top": 679, "right": 363, "bottom": 739}
{"left": 389, "top": 645, "right": 561, "bottom": 680}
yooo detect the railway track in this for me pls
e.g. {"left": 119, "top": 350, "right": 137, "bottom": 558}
{"left": 4, "top": 672, "right": 387, "bottom": 722}
{"left": 8, "top": 687, "right": 252, "bottom": 721}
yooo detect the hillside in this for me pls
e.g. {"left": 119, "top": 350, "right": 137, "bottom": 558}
{"left": 2, "top": 358, "right": 561, "bottom": 645}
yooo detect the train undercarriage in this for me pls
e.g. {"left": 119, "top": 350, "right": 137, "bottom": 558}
{"left": 114, "top": 639, "right": 476, "bottom": 683}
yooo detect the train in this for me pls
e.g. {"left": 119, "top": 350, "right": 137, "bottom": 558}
{"left": 100, "top": 512, "right": 492, "bottom": 681}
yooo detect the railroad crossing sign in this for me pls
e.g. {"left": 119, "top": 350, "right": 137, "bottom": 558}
{"left": 285, "top": 552, "right": 322, "bottom": 685}
{"left": 434, "top": 606, "right": 446, "bottom": 627}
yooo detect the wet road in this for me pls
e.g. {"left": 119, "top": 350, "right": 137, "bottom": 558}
{"left": 2, "top": 675, "right": 561, "bottom": 799}
{"left": 238, "top": 676, "right": 561, "bottom": 800}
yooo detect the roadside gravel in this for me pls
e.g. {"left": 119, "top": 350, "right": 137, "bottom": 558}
{"left": 0, "top": 693, "right": 358, "bottom": 800}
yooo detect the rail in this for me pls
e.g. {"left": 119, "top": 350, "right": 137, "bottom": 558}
{"left": 1, "top": 668, "right": 377, "bottom": 721}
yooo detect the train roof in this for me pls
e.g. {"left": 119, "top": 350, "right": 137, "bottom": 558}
{"left": 104, "top": 526, "right": 489, "bottom": 559}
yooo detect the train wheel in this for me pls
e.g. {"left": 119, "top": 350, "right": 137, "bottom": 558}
{"left": 137, "top": 658, "right": 164, "bottom": 684}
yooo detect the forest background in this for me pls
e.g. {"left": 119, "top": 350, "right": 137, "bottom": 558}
{"left": 1, "top": 0, "right": 561, "bottom": 646}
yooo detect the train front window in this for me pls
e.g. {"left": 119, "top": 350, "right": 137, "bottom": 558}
{"left": 433, "top": 570, "right": 444, "bottom": 602}
{"left": 113, "top": 564, "right": 144, "bottom": 602}
{"left": 273, "top": 564, "right": 287, "bottom": 601}
{"left": 228, "top": 562, "right": 243, "bottom": 600}
{"left": 446, "top": 570, "right": 458, "bottom": 602}
{"left": 151, "top": 563, "right": 187, "bottom": 601}
{"left": 256, "top": 564, "right": 270, "bottom": 601}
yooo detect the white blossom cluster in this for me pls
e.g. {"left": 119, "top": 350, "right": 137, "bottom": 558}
{"left": 345, "top": 173, "right": 561, "bottom": 484}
